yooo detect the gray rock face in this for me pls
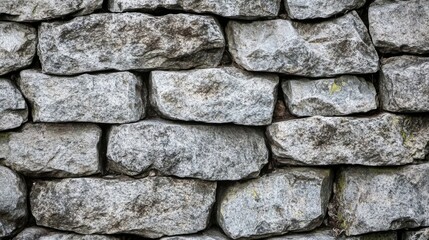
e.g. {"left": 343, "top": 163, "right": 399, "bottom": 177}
{"left": 160, "top": 228, "right": 229, "bottom": 240}
{"left": 38, "top": 13, "right": 224, "bottom": 75}
{"left": 18, "top": 70, "right": 145, "bottom": 123}
{"left": 284, "top": 0, "right": 366, "bottom": 19}
{"left": 0, "top": 0, "right": 102, "bottom": 22}
{"left": 403, "top": 228, "right": 429, "bottom": 240}
{"left": 267, "top": 229, "right": 397, "bottom": 239}
{"left": 217, "top": 168, "right": 332, "bottom": 239}
{"left": 226, "top": 11, "right": 379, "bottom": 77}
{"left": 108, "top": 0, "right": 281, "bottom": 19}
{"left": 369, "top": 0, "right": 429, "bottom": 54}
{"left": 13, "top": 227, "right": 120, "bottom": 240}
{"left": 0, "top": 123, "right": 101, "bottom": 177}
{"left": 330, "top": 163, "right": 429, "bottom": 235}
{"left": 30, "top": 177, "right": 216, "bottom": 238}
{"left": 150, "top": 67, "right": 279, "bottom": 125}
{"left": 0, "top": 22, "right": 36, "bottom": 76}
{"left": 0, "top": 78, "right": 28, "bottom": 131}
{"left": 283, "top": 76, "right": 378, "bottom": 117}
{"left": 0, "top": 166, "right": 27, "bottom": 238}
{"left": 380, "top": 56, "right": 429, "bottom": 112}
{"left": 266, "top": 113, "right": 429, "bottom": 166}
{"left": 107, "top": 119, "right": 268, "bottom": 180}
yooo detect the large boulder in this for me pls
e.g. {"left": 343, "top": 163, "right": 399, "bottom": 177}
{"left": 0, "top": 123, "right": 101, "bottom": 177}
{"left": 217, "top": 168, "right": 332, "bottom": 239}
{"left": 369, "top": 0, "right": 429, "bottom": 54}
{"left": 0, "top": 0, "right": 102, "bottom": 22}
{"left": 330, "top": 163, "right": 429, "bottom": 235}
{"left": 107, "top": 119, "right": 268, "bottom": 180}
{"left": 283, "top": 76, "right": 378, "bottom": 116}
{"left": 0, "top": 22, "right": 36, "bottom": 75}
{"left": 0, "top": 166, "right": 27, "bottom": 238}
{"left": 38, "top": 13, "right": 225, "bottom": 75}
{"left": 380, "top": 56, "right": 429, "bottom": 112}
{"left": 284, "top": 0, "right": 366, "bottom": 19}
{"left": 226, "top": 11, "right": 379, "bottom": 77}
{"left": 30, "top": 177, "right": 216, "bottom": 238}
{"left": 0, "top": 78, "right": 28, "bottom": 131}
{"left": 18, "top": 70, "right": 146, "bottom": 123}
{"left": 108, "top": 0, "right": 281, "bottom": 19}
{"left": 266, "top": 113, "right": 429, "bottom": 166}
{"left": 150, "top": 67, "right": 279, "bottom": 125}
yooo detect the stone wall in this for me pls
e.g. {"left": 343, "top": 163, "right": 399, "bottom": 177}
{"left": 1, "top": 0, "right": 429, "bottom": 239}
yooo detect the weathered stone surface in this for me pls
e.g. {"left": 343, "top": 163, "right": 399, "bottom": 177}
{"left": 18, "top": 70, "right": 145, "bottom": 123}
{"left": 107, "top": 119, "right": 268, "bottom": 180}
{"left": 369, "top": 0, "right": 429, "bottom": 54}
{"left": 0, "top": 166, "right": 27, "bottom": 238}
{"left": 160, "top": 228, "right": 229, "bottom": 240}
{"left": 284, "top": 0, "right": 366, "bottom": 19}
{"left": 403, "top": 228, "right": 429, "bottom": 240}
{"left": 0, "top": 78, "right": 28, "bottom": 131}
{"left": 13, "top": 227, "right": 119, "bottom": 240}
{"left": 30, "top": 177, "right": 216, "bottom": 238}
{"left": 38, "top": 13, "right": 224, "bottom": 75}
{"left": 380, "top": 56, "right": 429, "bottom": 112}
{"left": 267, "top": 229, "right": 397, "bottom": 239}
{"left": 226, "top": 11, "right": 379, "bottom": 77}
{"left": 0, "top": 22, "right": 36, "bottom": 76}
{"left": 108, "top": 0, "right": 281, "bottom": 19}
{"left": 217, "top": 168, "right": 332, "bottom": 239}
{"left": 0, "top": 123, "right": 101, "bottom": 177}
{"left": 150, "top": 67, "right": 279, "bottom": 125}
{"left": 330, "top": 163, "right": 429, "bottom": 235}
{"left": 0, "top": 0, "right": 102, "bottom": 22}
{"left": 267, "top": 113, "right": 429, "bottom": 166}
{"left": 283, "top": 76, "right": 378, "bottom": 117}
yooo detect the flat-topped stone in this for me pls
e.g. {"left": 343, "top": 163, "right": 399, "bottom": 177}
{"left": 380, "top": 56, "right": 429, "bottom": 112}
{"left": 108, "top": 0, "right": 281, "bottom": 19}
{"left": 107, "top": 119, "right": 268, "bottom": 180}
{"left": 18, "top": 70, "right": 145, "bottom": 123}
{"left": 369, "top": 0, "right": 429, "bottom": 54}
{"left": 283, "top": 76, "right": 378, "bottom": 116}
{"left": 217, "top": 168, "right": 332, "bottom": 239}
{"left": 0, "top": 0, "right": 102, "bottom": 22}
{"left": 150, "top": 67, "right": 279, "bottom": 125}
{"left": 266, "top": 113, "right": 429, "bottom": 166}
{"left": 0, "top": 123, "right": 101, "bottom": 177}
{"left": 284, "top": 0, "right": 366, "bottom": 19}
{"left": 30, "top": 177, "right": 216, "bottom": 238}
{"left": 226, "top": 11, "right": 379, "bottom": 77}
{"left": 38, "top": 13, "right": 225, "bottom": 75}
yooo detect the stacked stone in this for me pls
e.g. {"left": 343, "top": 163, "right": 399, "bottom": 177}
{"left": 0, "top": 0, "right": 428, "bottom": 240}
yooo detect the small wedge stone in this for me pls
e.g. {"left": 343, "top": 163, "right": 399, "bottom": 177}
{"left": 0, "top": 78, "right": 28, "bottom": 131}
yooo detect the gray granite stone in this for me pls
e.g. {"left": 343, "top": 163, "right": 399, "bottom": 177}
{"left": 0, "top": 78, "right": 28, "bottom": 131}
